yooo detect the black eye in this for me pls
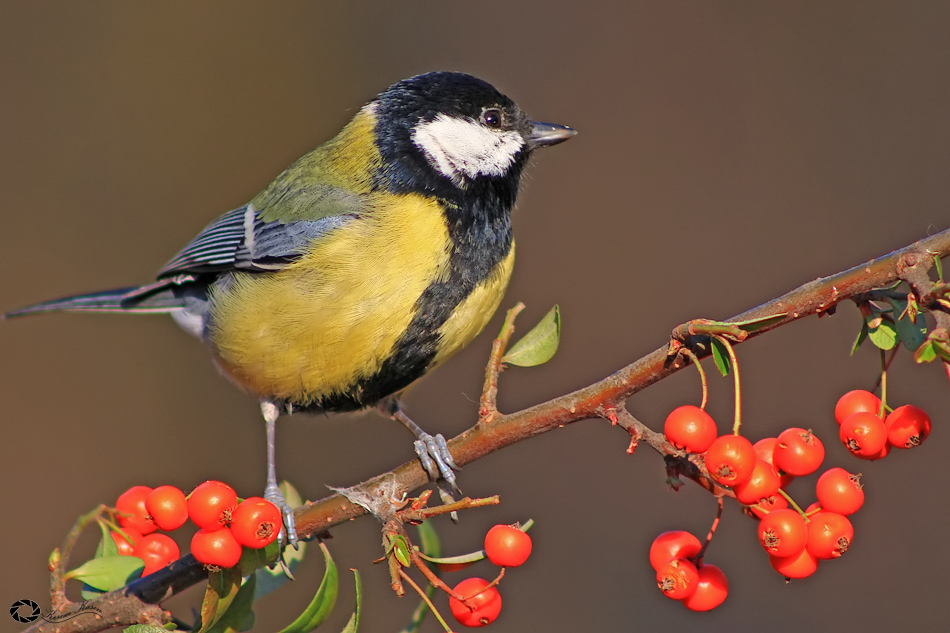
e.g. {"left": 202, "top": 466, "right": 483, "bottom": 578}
{"left": 482, "top": 108, "right": 503, "bottom": 129}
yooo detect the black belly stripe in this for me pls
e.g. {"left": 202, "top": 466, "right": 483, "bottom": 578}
{"left": 291, "top": 185, "right": 514, "bottom": 413}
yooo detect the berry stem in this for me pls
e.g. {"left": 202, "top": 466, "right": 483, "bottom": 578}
{"left": 714, "top": 335, "right": 743, "bottom": 435}
{"left": 681, "top": 348, "right": 708, "bottom": 410}
{"left": 695, "top": 496, "right": 724, "bottom": 564}
{"left": 878, "top": 347, "right": 890, "bottom": 417}
{"left": 777, "top": 489, "right": 809, "bottom": 520}
{"left": 398, "top": 568, "right": 453, "bottom": 633}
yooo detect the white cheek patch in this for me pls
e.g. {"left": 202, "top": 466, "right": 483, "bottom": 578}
{"left": 411, "top": 114, "right": 524, "bottom": 184}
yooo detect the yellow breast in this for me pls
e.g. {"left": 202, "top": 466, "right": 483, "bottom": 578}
{"left": 207, "top": 193, "right": 455, "bottom": 404}
{"left": 432, "top": 244, "right": 515, "bottom": 367}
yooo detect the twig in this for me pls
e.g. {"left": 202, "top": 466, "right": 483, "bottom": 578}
{"left": 479, "top": 302, "right": 525, "bottom": 423}
{"left": 50, "top": 505, "right": 109, "bottom": 612}
{"left": 411, "top": 551, "right": 465, "bottom": 601}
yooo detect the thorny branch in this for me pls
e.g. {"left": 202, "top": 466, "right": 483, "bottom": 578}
{"left": 24, "top": 227, "right": 950, "bottom": 633}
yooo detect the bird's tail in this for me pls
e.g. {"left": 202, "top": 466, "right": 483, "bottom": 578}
{"left": 3, "top": 281, "right": 188, "bottom": 319}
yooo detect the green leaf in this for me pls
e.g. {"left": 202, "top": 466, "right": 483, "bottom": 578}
{"left": 914, "top": 341, "right": 938, "bottom": 363}
{"left": 280, "top": 480, "right": 304, "bottom": 508}
{"left": 195, "top": 566, "right": 243, "bottom": 633}
{"left": 387, "top": 534, "right": 412, "bottom": 567}
{"left": 935, "top": 341, "right": 950, "bottom": 362}
{"left": 731, "top": 313, "right": 788, "bottom": 333}
{"left": 502, "top": 305, "right": 560, "bottom": 367}
{"left": 206, "top": 574, "right": 257, "bottom": 633}
{"left": 710, "top": 337, "right": 731, "bottom": 377}
{"left": 850, "top": 319, "right": 869, "bottom": 356}
{"left": 124, "top": 626, "right": 172, "bottom": 633}
{"left": 65, "top": 555, "right": 143, "bottom": 591}
{"left": 888, "top": 299, "right": 928, "bottom": 351}
{"left": 81, "top": 584, "right": 106, "bottom": 601}
{"left": 415, "top": 549, "right": 485, "bottom": 566}
{"left": 415, "top": 521, "right": 441, "bottom": 559}
{"left": 94, "top": 521, "right": 120, "bottom": 559}
{"left": 867, "top": 318, "right": 898, "bottom": 350}
{"left": 277, "top": 542, "right": 339, "bottom": 633}
{"left": 936, "top": 255, "right": 944, "bottom": 282}
{"left": 339, "top": 570, "right": 362, "bottom": 633}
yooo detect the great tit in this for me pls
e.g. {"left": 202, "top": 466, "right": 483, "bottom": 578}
{"left": 4, "top": 71, "right": 575, "bottom": 543}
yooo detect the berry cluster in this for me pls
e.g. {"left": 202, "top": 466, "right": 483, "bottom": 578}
{"left": 836, "top": 389, "right": 931, "bottom": 459}
{"left": 112, "top": 480, "right": 281, "bottom": 574}
{"left": 657, "top": 389, "right": 933, "bottom": 609}
{"left": 651, "top": 530, "right": 728, "bottom": 611}
{"left": 448, "top": 524, "right": 533, "bottom": 628}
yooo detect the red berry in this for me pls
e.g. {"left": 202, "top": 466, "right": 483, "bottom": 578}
{"left": 191, "top": 528, "right": 242, "bottom": 569}
{"left": 664, "top": 405, "right": 718, "bottom": 454}
{"left": 187, "top": 481, "right": 238, "bottom": 531}
{"left": 704, "top": 435, "right": 756, "bottom": 487}
{"left": 649, "top": 531, "right": 702, "bottom": 571}
{"left": 753, "top": 438, "right": 794, "bottom": 488}
{"left": 484, "top": 524, "right": 532, "bottom": 567}
{"left": 230, "top": 497, "right": 282, "bottom": 549}
{"left": 835, "top": 390, "right": 882, "bottom": 425}
{"left": 774, "top": 428, "right": 824, "bottom": 476}
{"left": 133, "top": 533, "right": 180, "bottom": 576}
{"left": 680, "top": 564, "right": 728, "bottom": 611}
{"left": 857, "top": 442, "right": 891, "bottom": 461}
{"left": 769, "top": 548, "right": 819, "bottom": 579}
{"left": 733, "top": 459, "right": 782, "bottom": 505}
{"left": 116, "top": 486, "right": 158, "bottom": 535}
{"left": 110, "top": 528, "right": 142, "bottom": 556}
{"left": 449, "top": 578, "right": 502, "bottom": 627}
{"left": 885, "top": 405, "right": 931, "bottom": 449}
{"left": 839, "top": 412, "right": 888, "bottom": 458}
{"left": 806, "top": 511, "right": 854, "bottom": 559}
{"left": 145, "top": 486, "right": 188, "bottom": 531}
{"left": 747, "top": 494, "right": 788, "bottom": 520}
{"left": 758, "top": 509, "right": 808, "bottom": 557}
{"left": 815, "top": 468, "right": 864, "bottom": 515}
{"left": 656, "top": 558, "right": 699, "bottom": 600}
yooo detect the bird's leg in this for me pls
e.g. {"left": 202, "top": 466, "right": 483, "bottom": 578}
{"left": 261, "top": 400, "right": 298, "bottom": 547}
{"left": 380, "top": 399, "right": 461, "bottom": 495}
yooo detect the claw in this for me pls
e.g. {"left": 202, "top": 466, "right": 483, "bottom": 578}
{"left": 413, "top": 439, "right": 440, "bottom": 481}
{"left": 264, "top": 482, "right": 299, "bottom": 548}
{"left": 413, "top": 432, "right": 461, "bottom": 494}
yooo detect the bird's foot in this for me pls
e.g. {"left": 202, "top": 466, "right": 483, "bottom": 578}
{"left": 264, "top": 481, "right": 299, "bottom": 548}
{"left": 413, "top": 432, "right": 461, "bottom": 495}
{"left": 383, "top": 400, "right": 462, "bottom": 497}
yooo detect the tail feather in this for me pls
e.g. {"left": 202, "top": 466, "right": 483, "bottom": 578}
{"left": 3, "top": 286, "right": 187, "bottom": 318}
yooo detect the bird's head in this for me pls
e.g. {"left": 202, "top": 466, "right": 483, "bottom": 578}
{"left": 369, "top": 72, "right": 575, "bottom": 195}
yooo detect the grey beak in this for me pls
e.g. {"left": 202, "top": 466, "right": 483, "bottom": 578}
{"left": 526, "top": 121, "right": 577, "bottom": 150}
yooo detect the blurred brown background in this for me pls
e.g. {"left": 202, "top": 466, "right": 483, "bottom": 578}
{"left": 2, "top": 2, "right": 948, "bottom": 632}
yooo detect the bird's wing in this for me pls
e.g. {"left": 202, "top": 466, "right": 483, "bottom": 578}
{"left": 158, "top": 191, "right": 364, "bottom": 278}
